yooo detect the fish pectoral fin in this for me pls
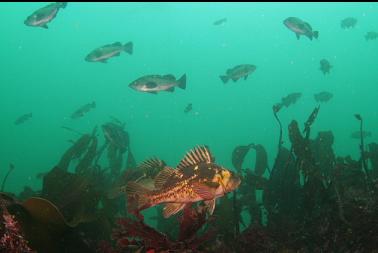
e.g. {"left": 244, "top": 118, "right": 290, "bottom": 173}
{"left": 146, "top": 91, "right": 158, "bottom": 94}
{"left": 146, "top": 82, "right": 157, "bottom": 88}
{"left": 126, "top": 182, "right": 151, "bottom": 210}
{"left": 165, "top": 87, "right": 175, "bottom": 92}
{"left": 204, "top": 199, "right": 216, "bottom": 215}
{"left": 41, "top": 24, "right": 48, "bottom": 29}
{"left": 231, "top": 76, "right": 239, "bottom": 82}
{"left": 192, "top": 182, "right": 216, "bottom": 200}
{"left": 163, "top": 203, "right": 186, "bottom": 218}
{"left": 154, "top": 167, "right": 178, "bottom": 189}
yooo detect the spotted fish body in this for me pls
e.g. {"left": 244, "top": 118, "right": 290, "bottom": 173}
{"left": 126, "top": 146, "right": 241, "bottom": 218}
{"left": 283, "top": 17, "right": 319, "bottom": 40}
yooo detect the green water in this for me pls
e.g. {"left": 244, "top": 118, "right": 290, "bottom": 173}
{"left": 1, "top": 2, "right": 377, "bottom": 196}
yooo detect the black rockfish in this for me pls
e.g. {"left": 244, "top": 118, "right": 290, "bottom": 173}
{"left": 71, "top": 102, "right": 96, "bottom": 119}
{"left": 85, "top": 42, "right": 133, "bottom": 63}
{"left": 220, "top": 64, "right": 256, "bottom": 84}
{"left": 24, "top": 2, "right": 67, "bottom": 29}
{"left": 126, "top": 146, "right": 241, "bottom": 218}
{"left": 283, "top": 17, "right": 319, "bottom": 40}
{"left": 129, "top": 74, "right": 186, "bottom": 94}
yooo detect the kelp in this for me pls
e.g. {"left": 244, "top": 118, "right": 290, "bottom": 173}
{"left": 1, "top": 163, "right": 14, "bottom": 192}
{"left": 232, "top": 144, "right": 254, "bottom": 173}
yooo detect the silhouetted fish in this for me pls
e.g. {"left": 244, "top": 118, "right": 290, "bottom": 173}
{"left": 213, "top": 17, "right": 227, "bottom": 26}
{"left": 14, "top": 113, "right": 32, "bottom": 125}
{"left": 314, "top": 91, "right": 333, "bottom": 103}
{"left": 184, "top": 103, "right": 192, "bottom": 113}
{"left": 71, "top": 102, "right": 96, "bottom": 119}
{"left": 365, "top": 31, "right": 378, "bottom": 41}
{"left": 220, "top": 64, "right": 256, "bottom": 84}
{"left": 341, "top": 17, "right": 357, "bottom": 29}
{"left": 320, "top": 59, "right": 332, "bottom": 75}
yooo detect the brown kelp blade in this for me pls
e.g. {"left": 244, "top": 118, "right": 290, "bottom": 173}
{"left": 22, "top": 197, "right": 73, "bottom": 229}
{"left": 252, "top": 144, "right": 268, "bottom": 177}
{"left": 232, "top": 144, "right": 254, "bottom": 173}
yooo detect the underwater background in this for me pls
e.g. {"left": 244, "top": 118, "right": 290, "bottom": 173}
{"left": 2, "top": 2, "right": 377, "bottom": 194}
{"left": 1, "top": 2, "right": 378, "bottom": 252}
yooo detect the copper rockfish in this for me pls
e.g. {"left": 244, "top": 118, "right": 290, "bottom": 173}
{"left": 126, "top": 146, "right": 241, "bottom": 218}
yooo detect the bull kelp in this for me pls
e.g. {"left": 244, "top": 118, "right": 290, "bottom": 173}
{"left": 1, "top": 2, "right": 378, "bottom": 253}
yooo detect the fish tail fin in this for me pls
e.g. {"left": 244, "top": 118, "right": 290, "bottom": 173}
{"left": 177, "top": 74, "right": 186, "bottom": 90}
{"left": 126, "top": 182, "right": 152, "bottom": 211}
{"left": 313, "top": 31, "right": 319, "bottom": 39}
{"left": 58, "top": 2, "right": 67, "bottom": 9}
{"left": 220, "top": 75, "right": 229, "bottom": 84}
{"left": 123, "top": 42, "right": 133, "bottom": 55}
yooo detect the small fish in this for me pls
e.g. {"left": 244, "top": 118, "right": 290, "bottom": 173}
{"left": 213, "top": 18, "right": 227, "bottom": 26}
{"left": 85, "top": 42, "right": 133, "bottom": 63}
{"left": 314, "top": 91, "right": 333, "bottom": 103}
{"left": 350, "top": 131, "right": 372, "bottom": 139}
{"left": 129, "top": 74, "right": 186, "bottom": 94}
{"left": 125, "top": 146, "right": 241, "bottom": 218}
{"left": 283, "top": 17, "right": 319, "bottom": 40}
{"left": 71, "top": 102, "right": 96, "bottom": 119}
{"left": 320, "top": 59, "right": 332, "bottom": 75}
{"left": 365, "top": 31, "right": 378, "bottom": 41}
{"left": 14, "top": 113, "right": 32, "bottom": 125}
{"left": 184, "top": 103, "right": 192, "bottom": 113}
{"left": 24, "top": 2, "right": 67, "bottom": 29}
{"left": 220, "top": 64, "right": 256, "bottom": 84}
{"left": 341, "top": 17, "right": 357, "bottom": 29}
{"left": 280, "top": 92, "right": 302, "bottom": 108}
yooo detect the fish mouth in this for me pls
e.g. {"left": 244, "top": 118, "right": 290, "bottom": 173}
{"left": 224, "top": 175, "right": 241, "bottom": 193}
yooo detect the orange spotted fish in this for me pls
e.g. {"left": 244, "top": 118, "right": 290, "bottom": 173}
{"left": 125, "top": 146, "right": 241, "bottom": 218}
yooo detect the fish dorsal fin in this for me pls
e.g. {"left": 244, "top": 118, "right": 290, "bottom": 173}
{"left": 163, "top": 74, "right": 176, "bottom": 80}
{"left": 137, "top": 157, "right": 166, "bottom": 171}
{"left": 177, "top": 146, "right": 214, "bottom": 169}
{"left": 112, "top": 42, "right": 122, "bottom": 47}
{"left": 154, "top": 167, "right": 178, "bottom": 189}
{"left": 163, "top": 203, "right": 186, "bottom": 218}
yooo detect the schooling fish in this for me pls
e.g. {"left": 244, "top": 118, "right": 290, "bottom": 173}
{"left": 14, "top": 113, "right": 32, "bottom": 125}
{"left": 219, "top": 64, "right": 256, "bottom": 84}
{"left": 85, "top": 42, "right": 133, "bottom": 63}
{"left": 320, "top": 59, "right": 332, "bottom": 75}
{"left": 24, "top": 2, "right": 67, "bottom": 29}
{"left": 213, "top": 17, "right": 227, "bottom": 26}
{"left": 365, "top": 31, "right": 378, "bottom": 41}
{"left": 71, "top": 102, "right": 96, "bottom": 119}
{"left": 283, "top": 17, "right": 319, "bottom": 40}
{"left": 126, "top": 146, "right": 241, "bottom": 218}
{"left": 184, "top": 103, "right": 192, "bottom": 113}
{"left": 129, "top": 74, "right": 186, "bottom": 94}
{"left": 341, "top": 17, "right": 357, "bottom": 29}
{"left": 280, "top": 92, "right": 302, "bottom": 108}
{"left": 314, "top": 91, "right": 333, "bottom": 103}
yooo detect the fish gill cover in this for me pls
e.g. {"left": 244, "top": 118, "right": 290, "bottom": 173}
{"left": 1, "top": 2, "right": 378, "bottom": 253}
